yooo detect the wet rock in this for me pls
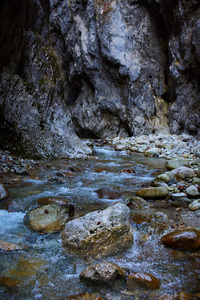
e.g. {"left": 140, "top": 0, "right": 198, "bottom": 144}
{"left": 175, "top": 291, "right": 191, "bottom": 300}
{"left": 121, "top": 168, "right": 135, "bottom": 174}
{"left": 80, "top": 262, "right": 127, "bottom": 287}
{"left": 0, "top": 183, "right": 10, "bottom": 200}
{"left": 161, "top": 228, "right": 200, "bottom": 250}
{"left": 127, "top": 196, "right": 150, "bottom": 210}
{"left": 127, "top": 272, "right": 160, "bottom": 290}
{"left": 0, "top": 239, "right": 23, "bottom": 251}
{"left": 95, "top": 188, "right": 122, "bottom": 199}
{"left": 61, "top": 203, "right": 133, "bottom": 259}
{"left": 189, "top": 199, "right": 200, "bottom": 211}
{"left": 185, "top": 185, "right": 199, "bottom": 197}
{"left": 24, "top": 204, "right": 69, "bottom": 233}
{"left": 154, "top": 172, "right": 174, "bottom": 183}
{"left": 136, "top": 187, "right": 168, "bottom": 199}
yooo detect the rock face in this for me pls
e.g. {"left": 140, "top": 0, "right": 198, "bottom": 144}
{"left": 61, "top": 203, "right": 133, "bottom": 259}
{"left": 24, "top": 204, "right": 69, "bottom": 233}
{"left": 0, "top": 0, "right": 200, "bottom": 157}
{"left": 161, "top": 228, "right": 200, "bottom": 250}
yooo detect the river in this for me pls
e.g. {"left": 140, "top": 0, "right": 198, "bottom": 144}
{"left": 0, "top": 143, "right": 199, "bottom": 299}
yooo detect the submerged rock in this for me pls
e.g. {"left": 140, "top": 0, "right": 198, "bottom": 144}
{"left": 136, "top": 187, "right": 168, "bottom": 199}
{"left": 24, "top": 204, "right": 69, "bottom": 233}
{"left": 0, "top": 239, "right": 23, "bottom": 251}
{"left": 161, "top": 228, "right": 200, "bottom": 250}
{"left": 61, "top": 203, "right": 133, "bottom": 259}
{"left": 127, "top": 272, "right": 160, "bottom": 290}
{"left": 0, "top": 183, "right": 10, "bottom": 200}
{"left": 80, "top": 262, "right": 127, "bottom": 287}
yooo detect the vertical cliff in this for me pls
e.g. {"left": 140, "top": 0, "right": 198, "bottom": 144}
{"left": 0, "top": 0, "right": 199, "bottom": 158}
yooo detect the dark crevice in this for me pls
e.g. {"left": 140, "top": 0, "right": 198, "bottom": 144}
{"left": 72, "top": 118, "right": 99, "bottom": 138}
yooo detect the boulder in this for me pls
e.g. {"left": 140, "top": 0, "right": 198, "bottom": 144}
{"left": 136, "top": 187, "right": 168, "bottom": 199}
{"left": 80, "top": 262, "right": 127, "bottom": 287}
{"left": 61, "top": 203, "right": 133, "bottom": 259}
{"left": 161, "top": 228, "right": 200, "bottom": 250}
{"left": 189, "top": 199, "right": 200, "bottom": 211}
{"left": 24, "top": 204, "right": 69, "bottom": 233}
{"left": 0, "top": 183, "right": 10, "bottom": 200}
{"left": 37, "top": 197, "right": 69, "bottom": 206}
{"left": 127, "top": 272, "right": 160, "bottom": 290}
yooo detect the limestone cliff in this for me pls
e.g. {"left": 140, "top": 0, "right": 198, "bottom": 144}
{"left": 0, "top": 0, "right": 199, "bottom": 158}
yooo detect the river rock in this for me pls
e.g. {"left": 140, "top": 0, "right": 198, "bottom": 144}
{"left": 0, "top": 239, "right": 23, "bottom": 251}
{"left": 24, "top": 204, "right": 69, "bottom": 233}
{"left": 127, "top": 272, "right": 160, "bottom": 290}
{"left": 171, "top": 167, "right": 196, "bottom": 178}
{"left": 61, "top": 203, "right": 133, "bottom": 259}
{"left": 95, "top": 188, "right": 122, "bottom": 199}
{"left": 0, "top": 183, "right": 10, "bottom": 200}
{"left": 165, "top": 159, "right": 190, "bottom": 170}
{"left": 161, "top": 228, "right": 200, "bottom": 250}
{"left": 80, "top": 262, "right": 127, "bottom": 287}
{"left": 189, "top": 199, "right": 200, "bottom": 211}
{"left": 185, "top": 185, "right": 199, "bottom": 197}
{"left": 145, "top": 147, "right": 162, "bottom": 156}
{"left": 136, "top": 187, "right": 168, "bottom": 199}
{"left": 127, "top": 196, "right": 150, "bottom": 210}
{"left": 154, "top": 172, "right": 174, "bottom": 183}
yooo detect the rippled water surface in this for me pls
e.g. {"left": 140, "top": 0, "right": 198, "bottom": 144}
{"left": 0, "top": 144, "right": 199, "bottom": 299}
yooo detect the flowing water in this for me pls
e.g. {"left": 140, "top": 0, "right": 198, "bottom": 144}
{"left": 0, "top": 143, "right": 200, "bottom": 299}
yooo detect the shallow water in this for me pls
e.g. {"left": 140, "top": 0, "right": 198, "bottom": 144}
{"left": 0, "top": 144, "right": 200, "bottom": 299}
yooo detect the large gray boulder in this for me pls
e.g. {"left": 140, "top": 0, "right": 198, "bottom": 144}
{"left": 61, "top": 203, "right": 133, "bottom": 259}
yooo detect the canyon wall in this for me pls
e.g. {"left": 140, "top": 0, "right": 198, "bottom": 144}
{"left": 0, "top": 0, "right": 199, "bottom": 158}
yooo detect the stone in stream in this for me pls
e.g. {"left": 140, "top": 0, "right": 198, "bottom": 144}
{"left": 165, "top": 159, "right": 190, "bottom": 170}
{"left": 127, "top": 272, "right": 160, "bottom": 290}
{"left": 95, "top": 188, "right": 122, "bottom": 199}
{"left": 0, "top": 239, "right": 23, "bottom": 251}
{"left": 61, "top": 203, "right": 133, "bottom": 259}
{"left": 24, "top": 204, "right": 69, "bottom": 233}
{"left": 161, "top": 228, "right": 200, "bottom": 250}
{"left": 80, "top": 262, "right": 127, "bottom": 287}
{"left": 0, "top": 183, "right": 10, "bottom": 200}
{"left": 136, "top": 187, "right": 168, "bottom": 199}
{"left": 189, "top": 199, "right": 200, "bottom": 211}
{"left": 171, "top": 166, "right": 196, "bottom": 178}
{"left": 37, "top": 197, "right": 70, "bottom": 206}
{"left": 185, "top": 185, "right": 199, "bottom": 196}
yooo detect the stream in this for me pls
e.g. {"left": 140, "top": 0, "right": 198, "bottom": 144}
{"left": 0, "top": 142, "right": 200, "bottom": 299}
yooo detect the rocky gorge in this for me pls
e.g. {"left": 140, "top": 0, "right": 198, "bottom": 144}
{"left": 0, "top": 0, "right": 200, "bottom": 159}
